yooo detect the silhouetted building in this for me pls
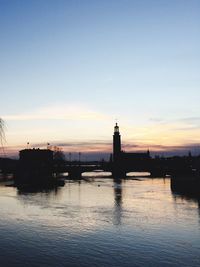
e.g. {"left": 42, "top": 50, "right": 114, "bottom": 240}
{"left": 15, "top": 149, "right": 54, "bottom": 185}
{"left": 113, "top": 123, "right": 150, "bottom": 165}
{"left": 19, "top": 149, "right": 53, "bottom": 164}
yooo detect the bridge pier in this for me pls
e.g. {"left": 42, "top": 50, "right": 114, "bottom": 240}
{"left": 112, "top": 167, "right": 126, "bottom": 179}
{"left": 149, "top": 168, "right": 167, "bottom": 178}
{"left": 68, "top": 167, "right": 82, "bottom": 179}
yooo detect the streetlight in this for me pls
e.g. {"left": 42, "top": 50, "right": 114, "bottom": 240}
{"left": 69, "top": 152, "right": 72, "bottom": 165}
{"left": 78, "top": 152, "right": 81, "bottom": 166}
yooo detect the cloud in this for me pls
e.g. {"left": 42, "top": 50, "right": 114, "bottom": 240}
{"left": 149, "top": 116, "right": 200, "bottom": 129}
{"left": 30, "top": 140, "right": 112, "bottom": 153}
{"left": 180, "top": 117, "right": 200, "bottom": 124}
{"left": 3, "top": 140, "right": 200, "bottom": 160}
{"left": 174, "top": 117, "right": 200, "bottom": 130}
{"left": 149, "top": 117, "right": 166, "bottom": 123}
{"left": 2, "top": 103, "right": 109, "bottom": 121}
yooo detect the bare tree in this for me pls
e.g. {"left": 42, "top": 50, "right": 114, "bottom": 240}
{"left": 0, "top": 118, "right": 5, "bottom": 145}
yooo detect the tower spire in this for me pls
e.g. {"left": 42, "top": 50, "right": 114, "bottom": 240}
{"left": 114, "top": 122, "right": 119, "bottom": 133}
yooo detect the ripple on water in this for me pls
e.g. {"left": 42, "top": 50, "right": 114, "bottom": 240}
{"left": 0, "top": 178, "right": 200, "bottom": 267}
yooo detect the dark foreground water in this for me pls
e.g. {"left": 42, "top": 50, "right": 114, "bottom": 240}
{"left": 0, "top": 177, "right": 200, "bottom": 267}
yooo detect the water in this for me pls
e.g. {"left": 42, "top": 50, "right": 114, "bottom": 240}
{"left": 0, "top": 176, "right": 200, "bottom": 267}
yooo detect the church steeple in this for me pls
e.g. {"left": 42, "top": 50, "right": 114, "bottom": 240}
{"left": 113, "top": 123, "right": 121, "bottom": 162}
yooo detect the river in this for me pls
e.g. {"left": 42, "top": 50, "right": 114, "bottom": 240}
{"left": 0, "top": 176, "right": 200, "bottom": 267}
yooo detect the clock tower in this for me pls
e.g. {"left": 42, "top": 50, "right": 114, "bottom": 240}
{"left": 113, "top": 123, "right": 121, "bottom": 162}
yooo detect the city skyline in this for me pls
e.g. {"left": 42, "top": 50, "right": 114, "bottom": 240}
{"left": 0, "top": 0, "right": 200, "bottom": 159}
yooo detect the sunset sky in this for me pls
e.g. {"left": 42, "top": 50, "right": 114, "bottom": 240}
{"left": 0, "top": 0, "right": 200, "bottom": 159}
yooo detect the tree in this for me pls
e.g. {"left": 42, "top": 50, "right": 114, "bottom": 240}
{"left": 53, "top": 146, "right": 65, "bottom": 161}
{"left": 0, "top": 118, "right": 5, "bottom": 145}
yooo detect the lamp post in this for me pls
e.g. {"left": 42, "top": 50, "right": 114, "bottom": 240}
{"left": 78, "top": 152, "right": 81, "bottom": 166}
{"left": 69, "top": 152, "right": 72, "bottom": 166}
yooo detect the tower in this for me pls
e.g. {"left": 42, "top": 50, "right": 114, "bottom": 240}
{"left": 113, "top": 123, "right": 121, "bottom": 162}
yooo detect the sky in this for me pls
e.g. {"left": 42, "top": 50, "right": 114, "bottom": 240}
{"left": 0, "top": 0, "right": 200, "bottom": 159}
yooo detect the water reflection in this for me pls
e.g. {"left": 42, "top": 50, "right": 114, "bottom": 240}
{"left": 14, "top": 176, "right": 200, "bottom": 226}
{"left": 171, "top": 178, "right": 200, "bottom": 199}
{"left": 16, "top": 187, "right": 64, "bottom": 213}
{"left": 113, "top": 178, "right": 123, "bottom": 225}
{"left": 170, "top": 178, "right": 200, "bottom": 219}
{"left": 17, "top": 185, "right": 62, "bottom": 195}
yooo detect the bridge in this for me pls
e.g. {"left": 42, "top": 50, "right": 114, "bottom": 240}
{"left": 54, "top": 156, "right": 200, "bottom": 179}
{"left": 54, "top": 163, "right": 111, "bottom": 179}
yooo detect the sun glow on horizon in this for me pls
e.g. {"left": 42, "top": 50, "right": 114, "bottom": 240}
{"left": 1, "top": 104, "right": 200, "bottom": 158}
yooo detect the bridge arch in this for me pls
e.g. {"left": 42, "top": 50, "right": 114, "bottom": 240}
{"left": 126, "top": 171, "right": 151, "bottom": 177}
